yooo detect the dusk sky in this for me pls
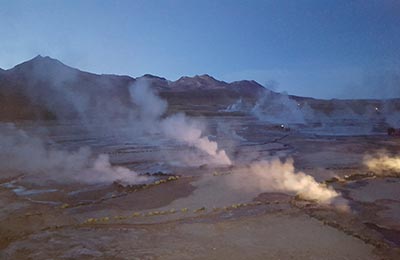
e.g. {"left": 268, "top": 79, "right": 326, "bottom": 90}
{"left": 1, "top": 0, "right": 399, "bottom": 99}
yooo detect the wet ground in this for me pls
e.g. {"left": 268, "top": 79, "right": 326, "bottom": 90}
{"left": 1, "top": 117, "right": 400, "bottom": 259}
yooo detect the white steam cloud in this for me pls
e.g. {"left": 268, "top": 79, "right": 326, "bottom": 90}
{"left": 0, "top": 124, "right": 150, "bottom": 184}
{"left": 229, "top": 158, "right": 340, "bottom": 204}
{"left": 12, "top": 61, "right": 231, "bottom": 167}
{"left": 249, "top": 88, "right": 400, "bottom": 136}
{"left": 251, "top": 92, "right": 305, "bottom": 124}
{"left": 364, "top": 151, "right": 400, "bottom": 174}
{"left": 161, "top": 114, "right": 231, "bottom": 165}
{"left": 0, "top": 79, "right": 231, "bottom": 185}
{"left": 129, "top": 80, "right": 231, "bottom": 166}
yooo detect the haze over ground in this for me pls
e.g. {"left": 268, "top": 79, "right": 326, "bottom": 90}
{"left": 2, "top": 2, "right": 400, "bottom": 259}
{"left": 1, "top": 0, "right": 399, "bottom": 99}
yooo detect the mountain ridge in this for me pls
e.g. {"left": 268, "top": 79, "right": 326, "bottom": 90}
{"left": 0, "top": 55, "right": 399, "bottom": 121}
{"left": 3, "top": 55, "right": 268, "bottom": 92}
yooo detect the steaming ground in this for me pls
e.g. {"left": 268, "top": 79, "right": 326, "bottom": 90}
{"left": 1, "top": 116, "right": 400, "bottom": 259}
{"left": 1, "top": 56, "right": 400, "bottom": 258}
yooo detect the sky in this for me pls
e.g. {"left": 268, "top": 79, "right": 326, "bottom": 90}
{"left": 0, "top": 0, "right": 399, "bottom": 99}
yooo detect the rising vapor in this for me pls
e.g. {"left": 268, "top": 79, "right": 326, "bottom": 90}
{"left": 0, "top": 123, "right": 151, "bottom": 184}
{"left": 228, "top": 158, "right": 340, "bottom": 204}
{"left": 0, "top": 79, "right": 232, "bottom": 185}
{"left": 364, "top": 151, "right": 400, "bottom": 174}
{"left": 130, "top": 80, "right": 232, "bottom": 166}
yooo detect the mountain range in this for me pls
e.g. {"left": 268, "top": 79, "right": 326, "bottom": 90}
{"left": 0, "top": 55, "right": 398, "bottom": 121}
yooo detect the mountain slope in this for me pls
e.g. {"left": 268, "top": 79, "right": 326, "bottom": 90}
{"left": 0, "top": 55, "right": 399, "bottom": 122}
{"left": 0, "top": 56, "right": 267, "bottom": 120}
{"left": 0, "top": 56, "right": 135, "bottom": 120}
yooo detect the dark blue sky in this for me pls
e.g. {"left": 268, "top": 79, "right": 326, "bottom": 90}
{"left": 1, "top": 0, "right": 399, "bottom": 99}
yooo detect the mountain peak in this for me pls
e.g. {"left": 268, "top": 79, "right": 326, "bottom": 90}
{"left": 194, "top": 74, "right": 216, "bottom": 80}
{"left": 27, "top": 55, "right": 64, "bottom": 66}
{"left": 33, "top": 54, "right": 44, "bottom": 59}
{"left": 229, "top": 79, "right": 267, "bottom": 94}
{"left": 171, "top": 74, "right": 228, "bottom": 90}
{"left": 140, "top": 74, "right": 167, "bottom": 81}
{"left": 8, "top": 55, "right": 79, "bottom": 78}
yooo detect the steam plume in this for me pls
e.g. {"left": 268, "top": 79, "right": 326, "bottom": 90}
{"left": 229, "top": 158, "right": 340, "bottom": 204}
{"left": 0, "top": 123, "right": 150, "bottom": 184}
{"left": 251, "top": 92, "right": 305, "bottom": 124}
{"left": 0, "top": 79, "right": 231, "bottom": 186}
{"left": 364, "top": 151, "right": 400, "bottom": 174}
{"left": 129, "top": 80, "right": 231, "bottom": 166}
{"left": 161, "top": 114, "right": 231, "bottom": 165}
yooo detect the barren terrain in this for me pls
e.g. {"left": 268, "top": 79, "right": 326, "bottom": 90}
{"left": 1, "top": 117, "right": 400, "bottom": 259}
{"left": 1, "top": 57, "right": 400, "bottom": 259}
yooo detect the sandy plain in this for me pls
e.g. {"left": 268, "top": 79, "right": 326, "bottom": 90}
{"left": 0, "top": 117, "right": 399, "bottom": 259}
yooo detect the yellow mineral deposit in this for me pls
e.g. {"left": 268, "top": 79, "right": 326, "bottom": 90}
{"left": 194, "top": 207, "right": 206, "bottom": 213}
{"left": 60, "top": 203, "right": 70, "bottom": 209}
{"left": 85, "top": 218, "right": 96, "bottom": 224}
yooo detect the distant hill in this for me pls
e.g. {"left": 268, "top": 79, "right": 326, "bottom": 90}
{"left": 0, "top": 55, "right": 399, "bottom": 121}
{"left": 0, "top": 55, "right": 266, "bottom": 120}
{"left": 0, "top": 56, "right": 135, "bottom": 120}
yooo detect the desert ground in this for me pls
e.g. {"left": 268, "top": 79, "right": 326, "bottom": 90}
{"left": 1, "top": 116, "right": 399, "bottom": 260}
